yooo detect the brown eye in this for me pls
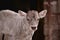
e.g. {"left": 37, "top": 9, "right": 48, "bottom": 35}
{"left": 27, "top": 18, "right": 30, "bottom": 21}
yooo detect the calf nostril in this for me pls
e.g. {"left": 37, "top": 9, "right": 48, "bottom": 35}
{"left": 31, "top": 27, "right": 36, "bottom": 30}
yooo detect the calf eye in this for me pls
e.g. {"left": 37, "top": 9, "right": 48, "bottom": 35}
{"left": 27, "top": 18, "right": 30, "bottom": 21}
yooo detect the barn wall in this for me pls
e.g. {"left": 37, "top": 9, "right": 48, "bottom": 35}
{"left": 44, "top": 0, "right": 60, "bottom": 40}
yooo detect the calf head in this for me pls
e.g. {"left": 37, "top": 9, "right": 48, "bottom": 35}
{"left": 18, "top": 10, "right": 47, "bottom": 40}
{"left": 18, "top": 10, "right": 47, "bottom": 31}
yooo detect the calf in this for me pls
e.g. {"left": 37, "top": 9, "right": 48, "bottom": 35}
{"left": 0, "top": 10, "right": 47, "bottom": 40}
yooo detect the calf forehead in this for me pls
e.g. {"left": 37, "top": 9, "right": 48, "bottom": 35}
{"left": 28, "top": 10, "right": 39, "bottom": 19}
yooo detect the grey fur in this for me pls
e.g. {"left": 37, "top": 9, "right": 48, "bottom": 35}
{"left": 0, "top": 10, "right": 47, "bottom": 40}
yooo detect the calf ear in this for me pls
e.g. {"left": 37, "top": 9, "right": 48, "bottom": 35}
{"left": 39, "top": 10, "right": 47, "bottom": 18}
{"left": 18, "top": 10, "right": 27, "bottom": 16}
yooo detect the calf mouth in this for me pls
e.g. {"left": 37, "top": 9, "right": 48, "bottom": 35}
{"left": 31, "top": 27, "right": 37, "bottom": 30}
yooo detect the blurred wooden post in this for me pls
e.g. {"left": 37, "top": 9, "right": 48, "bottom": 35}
{"left": 43, "top": 0, "right": 51, "bottom": 40}
{"left": 44, "top": 0, "right": 60, "bottom": 40}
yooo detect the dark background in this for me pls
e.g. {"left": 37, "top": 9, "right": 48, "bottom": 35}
{"left": 0, "top": 0, "right": 44, "bottom": 40}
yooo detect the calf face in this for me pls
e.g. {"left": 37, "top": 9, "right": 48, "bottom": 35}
{"left": 18, "top": 10, "right": 47, "bottom": 31}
